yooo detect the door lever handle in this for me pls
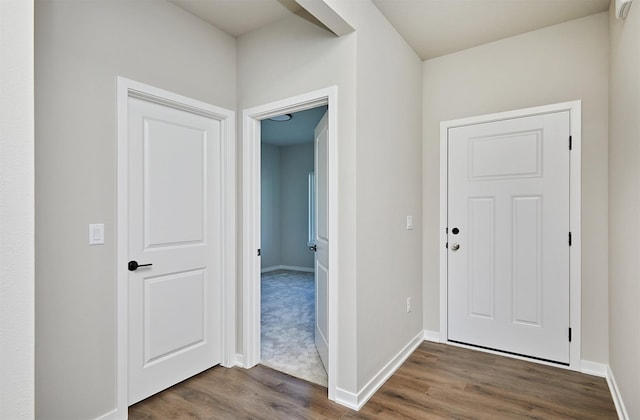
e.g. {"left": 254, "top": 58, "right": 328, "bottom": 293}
{"left": 128, "top": 260, "right": 153, "bottom": 271}
{"left": 451, "top": 243, "right": 460, "bottom": 251}
{"left": 309, "top": 245, "right": 317, "bottom": 252}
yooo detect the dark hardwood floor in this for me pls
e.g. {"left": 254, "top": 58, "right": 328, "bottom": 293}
{"left": 129, "top": 341, "right": 617, "bottom": 419}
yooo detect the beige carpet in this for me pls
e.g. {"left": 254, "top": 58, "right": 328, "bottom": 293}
{"left": 260, "top": 270, "right": 328, "bottom": 387}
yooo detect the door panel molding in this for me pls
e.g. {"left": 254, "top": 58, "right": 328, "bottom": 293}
{"left": 241, "top": 87, "right": 339, "bottom": 401}
{"left": 116, "top": 77, "right": 236, "bottom": 417}
{"left": 439, "top": 101, "right": 581, "bottom": 371}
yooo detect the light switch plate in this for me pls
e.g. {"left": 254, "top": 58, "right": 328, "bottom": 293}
{"left": 406, "top": 215, "right": 414, "bottom": 230}
{"left": 89, "top": 223, "right": 104, "bottom": 245}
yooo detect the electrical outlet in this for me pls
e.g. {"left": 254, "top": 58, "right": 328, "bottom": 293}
{"left": 406, "top": 297, "right": 412, "bottom": 313}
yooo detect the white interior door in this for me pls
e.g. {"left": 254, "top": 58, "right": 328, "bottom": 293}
{"left": 313, "top": 111, "right": 329, "bottom": 371}
{"left": 127, "top": 96, "right": 224, "bottom": 404}
{"left": 447, "top": 111, "right": 571, "bottom": 364}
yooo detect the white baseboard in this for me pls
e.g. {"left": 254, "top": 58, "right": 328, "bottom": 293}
{"left": 607, "top": 365, "right": 630, "bottom": 420}
{"left": 261, "top": 265, "right": 314, "bottom": 273}
{"left": 580, "top": 360, "right": 607, "bottom": 377}
{"left": 423, "top": 329, "right": 441, "bottom": 343}
{"left": 95, "top": 408, "right": 119, "bottom": 420}
{"left": 235, "top": 353, "right": 245, "bottom": 367}
{"left": 336, "top": 331, "right": 423, "bottom": 411}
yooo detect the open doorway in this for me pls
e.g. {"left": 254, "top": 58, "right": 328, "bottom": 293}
{"left": 260, "top": 106, "right": 328, "bottom": 386}
{"left": 242, "top": 87, "right": 338, "bottom": 401}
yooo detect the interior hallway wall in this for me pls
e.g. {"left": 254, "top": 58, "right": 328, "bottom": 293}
{"left": 34, "top": 1, "right": 236, "bottom": 418}
{"left": 608, "top": 3, "right": 640, "bottom": 418}
{"left": 280, "top": 143, "right": 315, "bottom": 270}
{"left": 324, "top": 0, "right": 424, "bottom": 390}
{"left": 422, "top": 12, "right": 609, "bottom": 364}
{"left": 237, "top": 13, "right": 359, "bottom": 393}
{"left": 0, "top": 0, "right": 35, "bottom": 418}
{"left": 261, "top": 143, "right": 282, "bottom": 269}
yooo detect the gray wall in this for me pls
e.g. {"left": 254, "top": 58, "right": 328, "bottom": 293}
{"left": 34, "top": 1, "right": 236, "bottom": 418}
{"left": 609, "top": 4, "right": 640, "bottom": 418}
{"left": 280, "top": 143, "right": 315, "bottom": 269}
{"left": 261, "top": 144, "right": 282, "bottom": 269}
{"left": 422, "top": 12, "right": 610, "bottom": 364}
{"left": 239, "top": 1, "right": 423, "bottom": 393}
{"left": 238, "top": 12, "right": 360, "bottom": 392}
{"left": 261, "top": 142, "right": 314, "bottom": 271}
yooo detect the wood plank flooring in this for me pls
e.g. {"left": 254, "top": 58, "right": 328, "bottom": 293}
{"left": 129, "top": 341, "right": 617, "bottom": 419}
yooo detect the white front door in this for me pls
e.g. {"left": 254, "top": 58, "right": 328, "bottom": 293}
{"left": 127, "top": 96, "right": 224, "bottom": 404}
{"left": 313, "top": 111, "right": 329, "bottom": 371}
{"left": 447, "top": 111, "right": 571, "bottom": 364}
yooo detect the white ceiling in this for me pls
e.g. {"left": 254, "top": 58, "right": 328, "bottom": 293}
{"left": 168, "top": 0, "right": 301, "bottom": 38}
{"left": 372, "top": 0, "right": 611, "bottom": 60}
{"left": 168, "top": 0, "right": 610, "bottom": 60}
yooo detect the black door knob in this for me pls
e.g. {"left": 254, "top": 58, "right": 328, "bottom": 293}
{"left": 128, "top": 260, "right": 153, "bottom": 271}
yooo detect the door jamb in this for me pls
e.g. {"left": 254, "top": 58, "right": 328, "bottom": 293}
{"left": 439, "top": 100, "right": 582, "bottom": 371}
{"left": 116, "top": 77, "right": 236, "bottom": 418}
{"left": 242, "top": 87, "right": 339, "bottom": 401}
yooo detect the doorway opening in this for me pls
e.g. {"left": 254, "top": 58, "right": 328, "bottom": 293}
{"left": 242, "top": 87, "right": 338, "bottom": 401}
{"left": 260, "top": 106, "right": 328, "bottom": 386}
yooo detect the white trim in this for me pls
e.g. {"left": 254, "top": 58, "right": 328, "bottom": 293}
{"left": 423, "top": 330, "right": 441, "bottom": 343}
{"left": 607, "top": 365, "right": 630, "bottom": 420}
{"left": 95, "top": 409, "right": 118, "bottom": 420}
{"left": 116, "top": 77, "right": 236, "bottom": 418}
{"left": 242, "top": 87, "right": 339, "bottom": 401}
{"left": 235, "top": 353, "right": 245, "bottom": 368}
{"left": 336, "top": 331, "right": 423, "bottom": 411}
{"left": 439, "top": 100, "right": 582, "bottom": 371}
{"left": 580, "top": 360, "right": 608, "bottom": 378}
{"left": 294, "top": 0, "right": 355, "bottom": 36}
{"left": 261, "top": 265, "right": 314, "bottom": 273}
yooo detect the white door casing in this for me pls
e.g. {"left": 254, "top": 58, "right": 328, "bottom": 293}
{"left": 439, "top": 101, "right": 581, "bottom": 371}
{"left": 117, "top": 77, "right": 235, "bottom": 415}
{"left": 242, "top": 87, "right": 339, "bottom": 401}
{"left": 314, "top": 111, "right": 329, "bottom": 371}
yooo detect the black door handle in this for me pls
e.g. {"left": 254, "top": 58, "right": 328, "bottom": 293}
{"left": 309, "top": 245, "right": 317, "bottom": 252}
{"left": 128, "top": 260, "right": 153, "bottom": 271}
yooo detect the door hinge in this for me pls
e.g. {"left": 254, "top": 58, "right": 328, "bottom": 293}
{"left": 569, "top": 327, "right": 572, "bottom": 342}
{"left": 445, "top": 227, "right": 449, "bottom": 234}
{"left": 446, "top": 242, "right": 449, "bottom": 249}
{"left": 569, "top": 135, "right": 572, "bottom": 150}
{"left": 257, "top": 248, "right": 261, "bottom": 256}
{"left": 568, "top": 232, "right": 572, "bottom": 246}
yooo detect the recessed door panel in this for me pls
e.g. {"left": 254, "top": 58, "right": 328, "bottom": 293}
{"left": 468, "top": 197, "right": 495, "bottom": 319}
{"left": 144, "top": 270, "right": 206, "bottom": 365}
{"left": 512, "top": 196, "right": 542, "bottom": 327}
{"left": 143, "top": 118, "right": 214, "bottom": 248}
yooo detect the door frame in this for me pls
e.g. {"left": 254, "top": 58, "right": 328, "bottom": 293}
{"left": 116, "top": 77, "right": 236, "bottom": 417}
{"left": 242, "top": 87, "right": 338, "bottom": 401}
{"left": 439, "top": 100, "right": 582, "bottom": 371}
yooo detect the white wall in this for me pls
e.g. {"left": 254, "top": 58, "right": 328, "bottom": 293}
{"left": 34, "top": 1, "right": 236, "bottom": 418}
{"left": 238, "top": 13, "right": 359, "bottom": 392}
{"left": 239, "top": 2, "right": 423, "bottom": 396}
{"left": 326, "top": 1, "right": 424, "bottom": 389}
{"left": 609, "top": 3, "right": 640, "bottom": 418}
{"left": 280, "top": 143, "right": 315, "bottom": 269}
{"left": 422, "top": 12, "right": 610, "bottom": 364}
{"left": 261, "top": 144, "right": 282, "bottom": 269}
{"left": 0, "top": 1, "right": 35, "bottom": 418}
